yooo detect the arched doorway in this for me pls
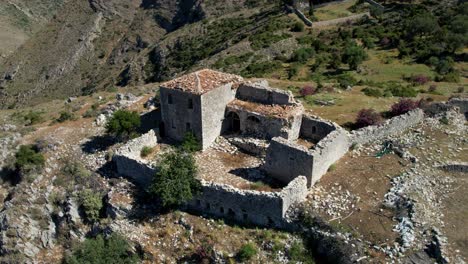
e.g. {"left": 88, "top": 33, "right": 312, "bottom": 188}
{"left": 225, "top": 112, "right": 240, "bottom": 134}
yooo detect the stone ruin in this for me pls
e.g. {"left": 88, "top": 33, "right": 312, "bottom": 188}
{"left": 113, "top": 69, "right": 445, "bottom": 227}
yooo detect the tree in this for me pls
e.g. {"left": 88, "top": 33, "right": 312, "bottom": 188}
{"left": 406, "top": 13, "right": 439, "bottom": 39}
{"left": 65, "top": 234, "right": 138, "bottom": 264}
{"left": 148, "top": 151, "right": 201, "bottom": 207}
{"left": 106, "top": 110, "right": 141, "bottom": 140}
{"left": 342, "top": 41, "right": 367, "bottom": 70}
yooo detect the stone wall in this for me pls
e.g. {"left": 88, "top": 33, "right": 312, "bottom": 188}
{"left": 309, "top": 129, "right": 350, "bottom": 185}
{"left": 225, "top": 106, "right": 303, "bottom": 140}
{"left": 201, "top": 84, "right": 236, "bottom": 149}
{"left": 350, "top": 109, "right": 424, "bottom": 146}
{"left": 186, "top": 176, "right": 308, "bottom": 227}
{"left": 236, "top": 81, "right": 295, "bottom": 105}
{"left": 438, "top": 162, "right": 468, "bottom": 173}
{"left": 113, "top": 130, "right": 158, "bottom": 186}
{"left": 300, "top": 115, "right": 336, "bottom": 142}
{"left": 265, "top": 118, "right": 349, "bottom": 187}
{"left": 448, "top": 97, "right": 468, "bottom": 119}
{"left": 160, "top": 87, "right": 203, "bottom": 143}
{"left": 264, "top": 137, "right": 314, "bottom": 185}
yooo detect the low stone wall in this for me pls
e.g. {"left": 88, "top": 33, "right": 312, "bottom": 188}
{"left": 300, "top": 115, "right": 337, "bottom": 142}
{"left": 186, "top": 176, "right": 308, "bottom": 227}
{"left": 236, "top": 81, "right": 295, "bottom": 105}
{"left": 438, "top": 162, "right": 468, "bottom": 173}
{"left": 113, "top": 130, "right": 158, "bottom": 186}
{"left": 350, "top": 109, "right": 424, "bottom": 146}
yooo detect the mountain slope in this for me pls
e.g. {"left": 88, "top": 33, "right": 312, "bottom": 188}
{"left": 0, "top": 0, "right": 279, "bottom": 109}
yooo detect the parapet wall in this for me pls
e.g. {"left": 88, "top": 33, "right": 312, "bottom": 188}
{"left": 236, "top": 81, "right": 295, "bottom": 105}
{"left": 113, "top": 130, "right": 158, "bottom": 186}
{"left": 350, "top": 109, "right": 424, "bottom": 146}
{"left": 186, "top": 176, "right": 308, "bottom": 227}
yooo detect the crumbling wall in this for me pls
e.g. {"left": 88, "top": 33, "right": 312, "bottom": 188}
{"left": 310, "top": 129, "right": 350, "bottom": 185}
{"left": 264, "top": 137, "right": 314, "bottom": 184}
{"left": 265, "top": 119, "right": 349, "bottom": 187}
{"left": 236, "top": 81, "right": 295, "bottom": 105}
{"left": 300, "top": 115, "right": 336, "bottom": 142}
{"left": 160, "top": 87, "right": 203, "bottom": 142}
{"left": 113, "top": 130, "right": 158, "bottom": 186}
{"left": 350, "top": 109, "right": 424, "bottom": 146}
{"left": 438, "top": 162, "right": 468, "bottom": 173}
{"left": 186, "top": 176, "right": 308, "bottom": 227}
{"left": 201, "top": 84, "right": 236, "bottom": 149}
{"left": 448, "top": 97, "right": 468, "bottom": 119}
{"left": 225, "top": 107, "right": 302, "bottom": 140}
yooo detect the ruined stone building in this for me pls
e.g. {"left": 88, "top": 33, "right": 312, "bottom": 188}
{"left": 114, "top": 69, "right": 429, "bottom": 227}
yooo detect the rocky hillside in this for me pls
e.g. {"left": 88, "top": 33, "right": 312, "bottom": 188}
{"left": 0, "top": 0, "right": 283, "bottom": 109}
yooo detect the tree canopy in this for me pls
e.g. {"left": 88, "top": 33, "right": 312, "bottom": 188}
{"left": 106, "top": 110, "right": 141, "bottom": 140}
{"left": 148, "top": 151, "right": 201, "bottom": 208}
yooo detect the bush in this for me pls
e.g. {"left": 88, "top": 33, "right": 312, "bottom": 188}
{"left": 241, "top": 61, "right": 282, "bottom": 77}
{"left": 336, "top": 73, "right": 357, "bottom": 89}
{"left": 79, "top": 190, "right": 103, "bottom": 223}
{"left": 386, "top": 84, "right": 418, "bottom": 97}
{"left": 57, "top": 111, "right": 76, "bottom": 123}
{"left": 106, "top": 110, "right": 141, "bottom": 140}
{"left": 363, "top": 87, "right": 383, "bottom": 97}
{"left": 289, "top": 241, "right": 314, "bottom": 264}
{"left": 140, "top": 146, "right": 153, "bottom": 158}
{"left": 181, "top": 132, "right": 201, "bottom": 153}
{"left": 15, "top": 145, "right": 45, "bottom": 174}
{"left": 390, "top": 99, "right": 419, "bottom": 117}
{"left": 237, "top": 243, "right": 257, "bottom": 262}
{"left": 457, "top": 86, "right": 464, "bottom": 93}
{"left": 300, "top": 86, "right": 316, "bottom": 97}
{"left": 291, "top": 47, "right": 315, "bottom": 63}
{"left": 408, "top": 74, "right": 430, "bottom": 86}
{"left": 355, "top": 109, "right": 382, "bottom": 129}
{"left": 65, "top": 234, "right": 138, "bottom": 264}
{"left": 428, "top": 84, "right": 437, "bottom": 93}
{"left": 291, "top": 21, "right": 305, "bottom": 32}
{"left": 148, "top": 151, "right": 201, "bottom": 208}
{"left": 23, "top": 111, "right": 43, "bottom": 126}
{"left": 342, "top": 41, "right": 367, "bottom": 70}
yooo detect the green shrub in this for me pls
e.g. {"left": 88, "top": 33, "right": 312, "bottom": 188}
{"left": 291, "top": 47, "right": 315, "bottom": 63}
{"left": 148, "top": 151, "right": 201, "bottom": 208}
{"left": 63, "top": 161, "right": 91, "bottom": 182}
{"left": 65, "top": 234, "right": 138, "bottom": 264}
{"left": 15, "top": 145, "right": 45, "bottom": 173}
{"left": 237, "top": 243, "right": 257, "bottom": 262}
{"left": 79, "top": 190, "right": 103, "bottom": 223}
{"left": 336, "top": 73, "right": 357, "bottom": 89}
{"left": 363, "top": 87, "right": 383, "bottom": 97}
{"left": 181, "top": 132, "right": 201, "bottom": 153}
{"left": 291, "top": 21, "right": 305, "bottom": 32}
{"left": 386, "top": 84, "right": 418, "bottom": 97}
{"left": 342, "top": 41, "right": 367, "bottom": 70}
{"left": 140, "top": 146, "right": 153, "bottom": 158}
{"left": 106, "top": 110, "right": 141, "bottom": 140}
{"left": 289, "top": 241, "right": 314, "bottom": 264}
{"left": 23, "top": 111, "right": 43, "bottom": 126}
{"left": 241, "top": 61, "right": 282, "bottom": 77}
{"left": 57, "top": 111, "right": 76, "bottom": 123}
